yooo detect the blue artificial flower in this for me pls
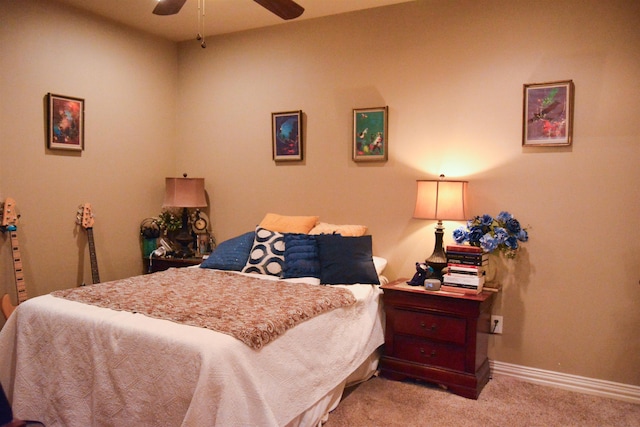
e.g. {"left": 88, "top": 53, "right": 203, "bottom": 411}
{"left": 517, "top": 229, "right": 529, "bottom": 242}
{"left": 452, "top": 227, "right": 468, "bottom": 244}
{"left": 505, "top": 235, "right": 519, "bottom": 250}
{"left": 479, "top": 214, "right": 494, "bottom": 227}
{"left": 496, "top": 211, "right": 512, "bottom": 222}
{"left": 505, "top": 218, "right": 521, "bottom": 234}
{"left": 468, "top": 226, "right": 485, "bottom": 245}
{"left": 480, "top": 233, "right": 499, "bottom": 252}
{"left": 451, "top": 211, "right": 529, "bottom": 258}
{"left": 493, "top": 226, "right": 508, "bottom": 243}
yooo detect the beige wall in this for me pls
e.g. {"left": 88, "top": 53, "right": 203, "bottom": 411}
{"left": 175, "top": 0, "right": 640, "bottom": 386}
{"left": 0, "top": 2, "right": 177, "bottom": 307}
{"left": 1, "top": 0, "right": 639, "bottom": 387}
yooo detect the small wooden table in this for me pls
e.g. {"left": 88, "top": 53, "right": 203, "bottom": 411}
{"left": 379, "top": 278, "right": 495, "bottom": 399}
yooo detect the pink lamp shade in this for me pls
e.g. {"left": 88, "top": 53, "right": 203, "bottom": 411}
{"left": 413, "top": 176, "right": 468, "bottom": 280}
{"left": 413, "top": 179, "right": 468, "bottom": 221}
{"left": 162, "top": 177, "right": 207, "bottom": 208}
{"left": 161, "top": 175, "right": 207, "bottom": 258}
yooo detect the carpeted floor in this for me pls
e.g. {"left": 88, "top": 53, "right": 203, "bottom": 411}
{"left": 325, "top": 374, "right": 640, "bottom": 426}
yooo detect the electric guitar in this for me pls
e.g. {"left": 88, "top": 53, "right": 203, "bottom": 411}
{"left": 76, "top": 203, "right": 100, "bottom": 284}
{"left": 1, "top": 197, "right": 27, "bottom": 319}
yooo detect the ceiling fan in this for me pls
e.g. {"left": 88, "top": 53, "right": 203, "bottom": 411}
{"left": 153, "top": 0, "right": 305, "bottom": 20}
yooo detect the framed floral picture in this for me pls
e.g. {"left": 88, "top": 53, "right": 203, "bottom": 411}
{"left": 522, "top": 80, "right": 574, "bottom": 147}
{"left": 272, "top": 110, "right": 303, "bottom": 161}
{"left": 47, "top": 93, "right": 84, "bottom": 151}
{"left": 353, "top": 106, "right": 388, "bottom": 162}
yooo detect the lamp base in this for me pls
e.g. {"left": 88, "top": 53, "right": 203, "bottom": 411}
{"left": 174, "top": 232, "right": 195, "bottom": 258}
{"left": 426, "top": 221, "right": 447, "bottom": 280}
{"left": 174, "top": 207, "right": 195, "bottom": 258}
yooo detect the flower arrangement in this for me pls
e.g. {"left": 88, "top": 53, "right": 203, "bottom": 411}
{"left": 452, "top": 211, "right": 529, "bottom": 259}
{"left": 156, "top": 209, "right": 182, "bottom": 233}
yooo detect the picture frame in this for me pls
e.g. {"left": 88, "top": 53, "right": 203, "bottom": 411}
{"left": 272, "top": 110, "right": 303, "bottom": 161}
{"left": 47, "top": 93, "right": 84, "bottom": 151}
{"left": 522, "top": 80, "right": 574, "bottom": 147}
{"left": 353, "top": 106, "right": 388, "bottom": 162}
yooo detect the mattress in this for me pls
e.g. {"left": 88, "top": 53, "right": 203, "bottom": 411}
{"left": 0, "top": 270, "right": 385, "bottom": 426}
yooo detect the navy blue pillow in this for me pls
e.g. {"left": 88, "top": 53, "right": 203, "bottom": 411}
{"left": 282, "top": 234, "right": 320, "bottom": 278}
{"left": 316, "top": 234, "right": 380, "bottom": 285}
{"left": 200, "top": 231, "right": 255, "bottom": 271}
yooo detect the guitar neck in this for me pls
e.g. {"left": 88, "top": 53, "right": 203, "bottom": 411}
{"left": 86, "top": 228, "right": 101, "bottom": 284}
{"left": 9, "top": 230, "right": 28, "bottom": 305}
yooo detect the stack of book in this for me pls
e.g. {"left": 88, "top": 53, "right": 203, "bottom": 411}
{"left": 442, "top": 245, "right": 488, "bottom": 294}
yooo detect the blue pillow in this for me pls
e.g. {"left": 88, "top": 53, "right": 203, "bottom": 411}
{"left": 200, "top": 231, "right": 255, "bottom": 271}
{"left": 316, "top": 234, "right": 380, "bottom": 285}
{"left": 282, "top": 234, "right": 320, "bottom": 279}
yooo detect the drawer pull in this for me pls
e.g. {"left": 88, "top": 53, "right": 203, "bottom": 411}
{"left": 420, "top": 321, "right": 437, "bottom": 332}
{"left": 419, "top": 348, "right": 437, "bottom": 358}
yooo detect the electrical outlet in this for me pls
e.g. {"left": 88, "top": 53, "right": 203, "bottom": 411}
{"left": 490, "top": 315, "right": 503, "bottom": 334}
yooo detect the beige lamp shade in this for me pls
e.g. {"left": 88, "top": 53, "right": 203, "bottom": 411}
{"left": 162, "top": 177, "right": 207, "bottom": 208}
{"left": 413, "top": 179, "right": 468, "bottom": 221}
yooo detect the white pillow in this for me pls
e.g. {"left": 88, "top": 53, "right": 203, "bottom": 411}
{"left": 372, "top": 256, "right": 387, "bottom": 275}
{"left": 242, "top": 227, "right": 285, "bottom": 277}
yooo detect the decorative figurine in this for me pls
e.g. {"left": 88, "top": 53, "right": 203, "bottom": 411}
{"left": 407, "top": 262, "right": 435, "bottom": 286}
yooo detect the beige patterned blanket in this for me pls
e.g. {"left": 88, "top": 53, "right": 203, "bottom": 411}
{"left": 51, "top": 268, "right": 356, "bottom": 349}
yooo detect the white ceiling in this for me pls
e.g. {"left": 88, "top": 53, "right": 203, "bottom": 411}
{"left": 55, "top": 0, "right": 413, "bottom": 42}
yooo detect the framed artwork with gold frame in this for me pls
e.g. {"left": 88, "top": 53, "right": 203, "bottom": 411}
{"left": 522, "top": 80, "right": 574, "bottom": 147}
{"left": 353, "top": 106, "right": 388, "bottom": 162}
{"left": 47, "top": 93, "right": 84, "bottom": 151}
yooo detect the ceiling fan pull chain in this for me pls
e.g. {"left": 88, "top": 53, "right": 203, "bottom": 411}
{"left": 200, "top": 0, "right": 206, "bottom": 48}
{"left": 196, "top": 0, "right": 202, "bottom": 41}
{"left": 196, "top": 0, "right": 203, "bottom": 42}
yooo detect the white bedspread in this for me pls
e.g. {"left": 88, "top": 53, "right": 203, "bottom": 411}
{"left": 0, "top": 272, "right": 384, "bottom": 427}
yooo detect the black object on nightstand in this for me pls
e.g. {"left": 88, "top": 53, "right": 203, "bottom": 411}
{"left": 379, "top": 278, "right": 495, "bottom": 399}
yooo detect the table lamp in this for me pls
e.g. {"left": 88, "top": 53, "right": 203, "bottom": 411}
{"left": 413, "top": 174, "right": 468, "bottom": 279}
{"left": 162, "top": 174, "right": 207, "bottom": 258}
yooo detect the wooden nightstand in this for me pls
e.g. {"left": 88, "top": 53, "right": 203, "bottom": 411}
{"left": 143, "top": 256, "right": 202, "bottom": 274}
{"left": 379, "top": 278, "right": 495, "bottom": 399}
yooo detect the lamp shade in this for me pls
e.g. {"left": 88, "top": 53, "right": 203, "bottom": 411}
{"left": 413, "top": 178, "right": 468, "bottom": 221}
{"left": 162, "top": 177, "right": 207, "bottom": 208}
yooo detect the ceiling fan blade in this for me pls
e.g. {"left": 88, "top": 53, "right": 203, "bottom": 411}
{"left": 153, "top": 0, "right": 188, "bottom": 16}
{"left": 253, "top": 0, "right": 305, "bottom": 20}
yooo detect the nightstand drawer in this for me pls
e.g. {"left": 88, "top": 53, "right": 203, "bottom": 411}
{"left": 392, "top": 309, "right": 466, "bottom": 345}
{"left": 394, "top": 335, "right": 465, "bottom": 371}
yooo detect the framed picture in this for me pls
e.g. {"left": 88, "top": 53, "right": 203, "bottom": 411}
{"left": 47, "top": 93, "right": 84, "bottom": 151}
{"left": 272, "top": 110, "right": 303, "bottom": 161}
{"left": 522, "top": 80, "right": 574, "bottom": 147}
{"left": 353, "top": 106, "right": 388, "bottom": 162}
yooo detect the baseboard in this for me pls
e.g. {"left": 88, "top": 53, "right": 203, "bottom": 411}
{"left": 490, "top": 360, "right": 640, "bottom": 404}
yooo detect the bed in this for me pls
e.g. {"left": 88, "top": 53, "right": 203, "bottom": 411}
{"left": 0, "top": 216, "right": 387, "bottom": 426}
